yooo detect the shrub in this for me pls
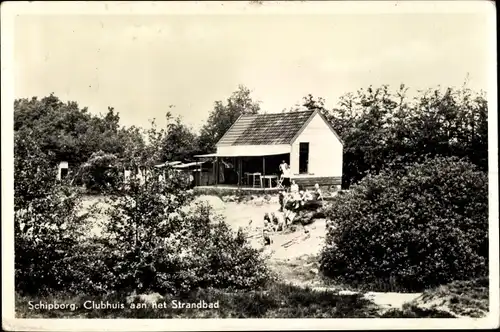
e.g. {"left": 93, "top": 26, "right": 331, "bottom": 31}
{"left": 14, "top": 132, "right": 97, "bottom": 295}
{"left": 79, "top": 151, "right": 122, "bottom": 193}
{"left": 100, "top": 169, "right": 270, "bottom": 295}
{"left": 320, "top": 156, "right": 488, "bottom": 292}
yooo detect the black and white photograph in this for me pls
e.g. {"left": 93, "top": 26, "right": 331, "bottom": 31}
{"left": 1, "top": 1, "right": 498, "bottom": 331}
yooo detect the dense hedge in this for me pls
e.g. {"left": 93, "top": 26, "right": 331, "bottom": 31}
{"left": 320, "top": 156, "right": 488, "bottom": 292}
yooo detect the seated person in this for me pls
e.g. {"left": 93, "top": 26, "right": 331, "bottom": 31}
{"left": 263, "top": 221, "right": 272, "bottom": 246}
{"left": 314, "top": 183, "right": 324, "bottom": 201}
{"left": 290, "top": 180, "right": 299, "bottom": 193}
{"left": 303, "top": 190, "right": 314, "bottom": 201}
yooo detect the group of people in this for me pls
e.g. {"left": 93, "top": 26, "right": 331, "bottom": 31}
{"left": 260, "top": 160, "right": 325, "bottom": 246}
{"left": 262, "top": 212, "right": 287, "bottom": 245}
{"left": 279, "top": 160, "right": 322, "bottom": 199}
{"left": 279, "top": 181, "right": 323, "bottom": 212}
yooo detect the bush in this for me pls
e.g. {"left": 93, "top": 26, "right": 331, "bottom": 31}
{"left": 15, "top": 132, "right": 97, "bottom": 295}
{"left": 320, "top": 156, "right": 488, "bottom": 292}
{"left": 79, "top": 151, "right": 122, "bottom": 193}
{"left": 100, "top": 169, "right": 270, "bottom": 295}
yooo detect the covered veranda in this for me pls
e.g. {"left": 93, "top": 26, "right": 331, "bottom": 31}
{"left": 194, "top": 146, "right": 291, "bottom": 190}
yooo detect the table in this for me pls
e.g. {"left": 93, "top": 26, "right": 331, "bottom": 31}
{"left": 262, "top": 175, "right": 278, "bottom": 188}
{"left": 245, "top": 172, "right": 262, "bottom": 187}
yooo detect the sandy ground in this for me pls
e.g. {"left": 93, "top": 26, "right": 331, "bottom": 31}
{"left": 193, "top": 195, "right": 422, "bottom": 311}
{"left": 193, "top": 195, "right": 327, "bottom": 260}
{"left": 81, "top": 194, "right": 422, "bottom": 312}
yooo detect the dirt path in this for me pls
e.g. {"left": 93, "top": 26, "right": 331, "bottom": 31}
{"left": 198, "top": 195, "right": 423, "bottom": 312}
{"left": 82, "top": 194, "right": 423, "bottom": 313}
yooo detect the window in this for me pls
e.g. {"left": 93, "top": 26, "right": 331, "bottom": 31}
{"left": 299, "top": 142, "right": 309, "bottom": 174}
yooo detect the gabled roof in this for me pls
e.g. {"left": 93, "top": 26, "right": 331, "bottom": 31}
{"left": 216, "top": 110, "right": 344, "bottom": 147}
{"left": 216, "top": 110, "right": 315, "bottom": 146}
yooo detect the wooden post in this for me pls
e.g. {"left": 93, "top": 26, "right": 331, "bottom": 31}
{"left": 237, "top": 157, "right": 241, "bottom": 188}
{"left": 215, "top": 157, "right": 218, "bottom": 187}
{"left": 240, "top": 158, "right": 243, "bottom": 186}
{"left": 199, "top": 162, "right": 202, "bottom": 186}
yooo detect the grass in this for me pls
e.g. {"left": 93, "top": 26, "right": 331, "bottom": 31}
{"left": 16, "top": 283, "right": 380, "bottom": 318}
{"left": 378, "top": 277, "right": 489, "bottom": 318}
{"left": 380, "top": 305, "right": 456, "bottom": 318}
{"left": 409, "top": 277, "right": 489, "bottom": 318}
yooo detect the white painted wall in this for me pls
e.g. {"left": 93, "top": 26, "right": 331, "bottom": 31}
{"left": 217, "top": 144, "right": 291, "bottom": 157}
{"left": 290, "top": 112, "right": 343, "bottom": 177}
{"left": 57, "top": 161, "right": 69, "bottom": 181}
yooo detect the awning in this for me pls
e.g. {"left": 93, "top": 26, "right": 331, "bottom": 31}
{"left": 173, "top": 161, "right": 206, "bottom": 169}
{"left": 215, "top": 144, "right": 291, "bottom": 157}
{"left": 155, "top": 161, "right": 182, "bottom": 168}
{"left": 194, "top": 153, "right": 217, "bottom": 158}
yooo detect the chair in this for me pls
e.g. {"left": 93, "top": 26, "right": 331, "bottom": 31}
{"left": 252, "top": 173, "right": 263, "bottom": 188}
{"left": 276, "top": 175, "right": 285, "bottom": 189}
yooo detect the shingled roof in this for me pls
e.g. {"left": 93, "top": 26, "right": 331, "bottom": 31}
{"left": 217, "top": 110, "right": 315, "bottom": 146}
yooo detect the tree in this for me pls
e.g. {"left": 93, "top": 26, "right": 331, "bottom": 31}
{"left": 160, "top": 112, "right": 199, "bottom": 162}
{"left": 198, "top": 85, "right": 261, "bottom": 153}
{"left": 14, "top": 130, "right": 94, "bottom": 294}
{"left": 14, "top": 94, "right": 127, "bottom": 168}
{"left": 316, "top": 83, "right": 488, "bottom": 187}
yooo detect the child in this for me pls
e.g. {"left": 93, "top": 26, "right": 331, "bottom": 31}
{"left": 279, "top": 191, "right": 285, "bottom": 212}
{"left": 314, "top": 183, "right": 324, "bottom": 201}
{"left": 263, "top": 217, "right": 273, "bottom": 245}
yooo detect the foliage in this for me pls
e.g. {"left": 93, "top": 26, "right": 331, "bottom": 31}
{"left": 386, "top": 277, "right": 489, "bottom": 318}
{"left": 320, "top": 156, "right": 488, "bottom": 292}
{"left": 160, "top": 112, "right": 200, "bottom": 162}
{"left": 198, "top": 85, "right": 261, "bottom": 153}
{"left": 381, "top": 277, "right": 489, "bottom": 318}
{"left": 380, "top": 306, "right": 456, "bottom": 318}
{"left": 117, "top": 125, "right": 147, "bottom": 170}
{"left": 14, "top": 131, "right": 58, "bottom": 210}
{"left": 14, "top": 131, "right": 95, "bottom": 295}
{"left": 16, "top": 283, "right": 380, "bottom": 318}
{"left": 14, "top": 95, "right": 124, "bottom": 167}
{"left": 99, "top": 170, "right": 270, "bottom": 295}
{"left": 296, "top": 84, "right": 488, "bottom": 188}
{"left": 78, "top": 151, "right": 122, "bottom": 193}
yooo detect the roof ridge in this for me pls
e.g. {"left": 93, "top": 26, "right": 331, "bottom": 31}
{"left": 241, "top": 110, "right": 314, "bottom": 117}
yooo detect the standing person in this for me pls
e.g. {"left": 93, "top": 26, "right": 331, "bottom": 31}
{"left": 279, "top": 160, "right": 288, "bottom": 174}
{"left": 189, "top": 173, "right": 195, "bottom": 189}
{"left": 279, "top": 190, "right": 285, "bottom": 212}
{"left": 279, "top": 161, "right": 290, "bottom": 187}
{"left": 283, "top": 164, "right": 291, "bottom": 187}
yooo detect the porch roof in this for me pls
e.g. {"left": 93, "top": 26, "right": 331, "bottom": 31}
{"left": 215, "top": 144, "right": 291, "bottom": 157}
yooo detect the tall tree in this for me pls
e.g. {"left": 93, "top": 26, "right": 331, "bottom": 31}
{"left": 295, "top": 83, "right": 488, "bottom": 188}
{"left": 198, "top": 85, "right": 261, "bottom": 153}
{"left": 161, "top": 112, "right": 199, "bottom": 162}
{"left": 14, "top": 94, "right": 126, "bottom": 167}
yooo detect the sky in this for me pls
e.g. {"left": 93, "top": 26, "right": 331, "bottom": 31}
{"left": 13, "top": 4, "right": 494, "bottom": 132}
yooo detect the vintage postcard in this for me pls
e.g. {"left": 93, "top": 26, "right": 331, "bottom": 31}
{"left": 1, "top": 1, "right": 498, "bottom": 331}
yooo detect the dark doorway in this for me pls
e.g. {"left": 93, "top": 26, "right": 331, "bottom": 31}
{"left": 299, "top": 142, "right": 309, "bottom": 174}
{"left": 60, "top": 168, "right": 69, "bottom": 180}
